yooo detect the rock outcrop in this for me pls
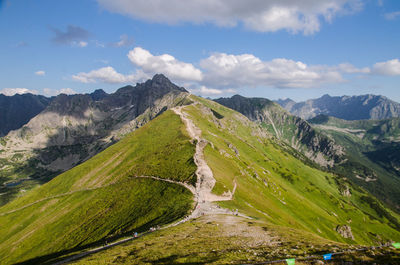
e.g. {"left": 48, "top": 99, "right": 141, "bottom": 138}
{"left": 336, "top": 225, "right": 354, "bottom": 240}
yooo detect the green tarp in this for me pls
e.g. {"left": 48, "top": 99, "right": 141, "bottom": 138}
{"left": 286, "top": 258, "right": 295, "bottom": 265}
{"left": 392, "top": 242, "right": 400, "bottom": 249}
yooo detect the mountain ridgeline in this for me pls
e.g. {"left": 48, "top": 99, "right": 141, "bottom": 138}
{"left": 276, "top": 94, "right": 400, "bottom": 120}
{"left": 0, "top": 74, "right": 191, "bottom": 205}
{"left": 215, "top": 95, "right": 344, "bottom": 167}
{"left": 0, "top": 93, "right": 53, "bottom": 137}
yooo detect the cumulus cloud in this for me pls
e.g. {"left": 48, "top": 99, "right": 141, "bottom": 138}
{"left": 197, "top": 86, "right": 236, "bottom": 96}
{"left": 72, "top": 66, "right": 140, "bottom": 84}
{"left": 372, "top": 59, "right": 400, "bottom": 76}
{"left": 198, "top": 86, "right": 225, "bottom": 95}
{"left": 128, "top": 47, "right": 203, "bottom": 82}
{"left": 97, "top": 0, "right": 363, "bottom": 34}
{"left": 200, "top": 52, "right": 344, "bottom": 88}
{"left": 111, "top": 34, "right": 134, "bottom": 47}
{"left": 35, "top": 70, "right": 46, "bottom": 76}
{"left": 50, "top": 25, "right": 90, "bottom": 46}
{"left": 73, "top": 46, "right": 399, "bottom": 91}
{"left": 384, "top": 11, "right": 400, "bottom": 20}
{"left": 0, "top": 88, "right": 38, "bottom": 96}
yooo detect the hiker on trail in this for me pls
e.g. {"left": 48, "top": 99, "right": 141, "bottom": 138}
{"left": 134, "top": 232, "right": 138, "bottom": 237}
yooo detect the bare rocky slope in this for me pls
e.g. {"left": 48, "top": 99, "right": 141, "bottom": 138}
{"left": 0, "top": 74, "right": 190, "bottom": 204}
{"left": 276, "top": 94, "right": 400, "bottom": 120}
{"left": 0, "top": 93, "right": 53, "bottom": 137}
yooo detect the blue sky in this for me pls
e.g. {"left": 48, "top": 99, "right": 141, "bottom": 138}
{"left": 0, "top": 0, "right": 399, "bottom": 101}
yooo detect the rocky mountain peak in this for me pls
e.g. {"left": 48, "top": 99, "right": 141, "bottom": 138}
{"left": 145, "top": 74, "right": 188, "bottom": 93}
{"left": 90, "top": 89, "right": 108, "bottom": 101}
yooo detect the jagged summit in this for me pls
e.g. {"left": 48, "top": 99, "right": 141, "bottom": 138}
{"left": 144, "top": 73, "right": 187, "bottom": 93}
{"left": 89, "top": 89, "right": 108, "bottom": 101}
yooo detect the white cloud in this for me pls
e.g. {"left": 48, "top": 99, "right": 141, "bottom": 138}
{"left": 111, "top": 34, "right": 134, "bottom": 47}
{"left": 0, "top": 88, "right": 38, "bottom": 96}
{"left": 35, "top": 70, "right": 46, "bottom": 76}
{"left": 200, "top": 52, "right": 344, "bottom": 88}
{"left": 72, "top": 66, "right": 140, "bottom": 84}
{"left": 336, "top": 63, "right": 370, "bottom": 74}
{"left": 43, "top": 88, "right": 77, "bottom": 96}
{"left": 73, "top": 47, "right": 400, "bottom": 91}
{"left": 128, "top": 47, "right": 203, "bottom": 82}
{"left": 384, "top": 11, "right": 400, "bottom": 20}
{"left": 199, "top": 86, "right": 224, "bottom": 95}
{"left": 59, "top": 88, "right": 76, "bottom": 95}
{"left": 187, "top": 86, "right": 236, "bottom": 96}
{"left": 97, "top": 0, "right": 363, "bottom": 34}
{"left": 372, "top": 59, "right": 400, "bottom": 76}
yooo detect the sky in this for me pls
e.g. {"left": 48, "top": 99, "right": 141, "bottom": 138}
{"left": 0, "top": 0, "right": 399, "bottom": 102}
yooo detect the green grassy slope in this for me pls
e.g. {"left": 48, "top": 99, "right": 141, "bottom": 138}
{"left": 0, "top": 110, "right": 196, "bottom": 264}
{"left": 309, "top": 115, "right": 400, "bottom": 210}
{"left": 70, "top": 97, "right": 400, "bottom": 265}
{"left": 185, "top": 97, "right": 400, "bottom": 244}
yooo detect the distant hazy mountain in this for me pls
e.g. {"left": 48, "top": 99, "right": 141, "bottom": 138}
{"left": 215, "top": 95, "right": 344, "bottom": 167}
{"left": 276, "top": 94, "right": 400, "bottom": 120}
{"left": 0, "top": 93, "right": 52, "bottom": 137}
{"left": 0, "top": 74, "right": 190, "bottom": 204}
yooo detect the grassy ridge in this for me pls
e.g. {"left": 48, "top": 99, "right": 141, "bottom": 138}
{"left": 185, "top": 96, "right": 400, "bottom": 244}
{"left": 0, "top": 110, "right": 196, "bottom": 264}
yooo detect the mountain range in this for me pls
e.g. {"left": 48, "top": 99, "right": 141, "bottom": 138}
{"left": 276, "top": 94, "right": 400, "bottom": 120}
{"left": 0, "top": 74, "right": 189, "bottom": 205}
{"left": 1, "top": 76, "right": 400, "bottom": 264}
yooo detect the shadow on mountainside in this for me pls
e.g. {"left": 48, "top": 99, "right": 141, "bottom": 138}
{"left": 0, "top": 74, "right": 191, "bottom": 206}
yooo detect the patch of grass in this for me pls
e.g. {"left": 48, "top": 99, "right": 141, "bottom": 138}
{"left": 71, "top": 215, "right": 359, "bottom": 265}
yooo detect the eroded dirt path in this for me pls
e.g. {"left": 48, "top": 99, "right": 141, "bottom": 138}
{"left": 172, "top": 106, "right": 245, "bottom": 223}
